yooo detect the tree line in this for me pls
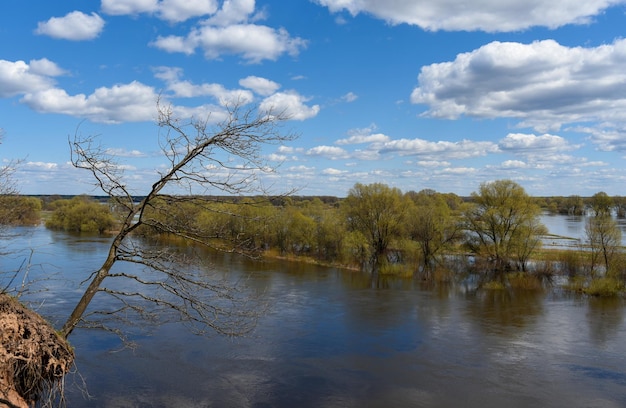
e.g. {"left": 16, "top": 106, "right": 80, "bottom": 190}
{"left": 2, "top": 179, "right": 619, "bottom": 295}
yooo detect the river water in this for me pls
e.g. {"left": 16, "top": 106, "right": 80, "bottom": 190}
{"left": 2, "top": 225, "right": 626, "bottom": 407}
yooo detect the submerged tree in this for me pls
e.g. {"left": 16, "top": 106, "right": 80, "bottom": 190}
{"left": 406, "top": 190, "right": 463, "bottom": 277}
{"left": 463, "top": 180, "right": 545, "bottom": 274}
{"left": 60, "top": 102, "right": 295, "bottom": 339}
{"left": 342, "top": 183, "right": 408, "bottom": 274}
{"left": 585, "top": 214, "right": 622, "bottom": 278}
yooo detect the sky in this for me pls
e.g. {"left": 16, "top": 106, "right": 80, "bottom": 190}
{"left": 1, "top": 0, "right": 626, "bottom": 197}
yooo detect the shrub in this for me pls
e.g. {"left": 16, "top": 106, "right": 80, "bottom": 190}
{"left": 483, "top": 280, "right": 505, "bottom": 290}
{"left": 508, "top": 272, "right": 543, "bottom": 290}
{"left": 584, "top": 277, "right": 623, "bottom": 297}
{"left": 0, "top": 196, "right": 42, "bottom": 225}
{"left": 45, "top": 196, "right": 115, "bottom": 233}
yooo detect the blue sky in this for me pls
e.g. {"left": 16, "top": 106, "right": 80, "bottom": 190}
{"left": 2, "top": 0, "right": 626, "bottom": 197}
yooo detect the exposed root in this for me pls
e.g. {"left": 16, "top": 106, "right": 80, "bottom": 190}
{"left": 0, "top": 294, "right": 74, "bottom": 407}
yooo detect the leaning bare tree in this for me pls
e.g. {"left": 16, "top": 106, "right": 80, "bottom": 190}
{"left": 60, "top": 101, "right": 295, "bottom": 340}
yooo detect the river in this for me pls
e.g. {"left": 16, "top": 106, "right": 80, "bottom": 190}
{"left": 1, "top": 224, "right": 626, "bottom": 407}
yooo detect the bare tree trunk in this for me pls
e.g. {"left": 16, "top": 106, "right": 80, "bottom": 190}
{"left": 59, "top": 101, "right": 295, "bottom": 339}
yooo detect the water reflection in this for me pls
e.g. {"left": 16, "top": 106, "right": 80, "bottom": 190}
{"left": 2, "top": 226, "right": 626, "bottom": 407}
{"left": 464, "top": 290, "right": 544, "bottom": 336}
{"left": 587, "top": 297, "right": 624, "bottom": 346}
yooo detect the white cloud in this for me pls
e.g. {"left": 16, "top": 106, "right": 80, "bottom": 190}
{"left": 102, "top": 0, "right": 218, "bottom": 22}
{"left": 204, "top": 0, "right": 258, "bottom": 26}
{"left": 411, "top": 39, "right": 626, "bottom": 131}
{"left": 239, "top": 76, "right": 281, "bottom": 96}
{"left": 277, "top": 145, "right": 305, "bottom": 154}
{"left": 417, "top": 160, "right": 450, "bottom": 167}
{"left": 21, "top": 81, "right": 159, "bottom": 123}
{"left": 152, "top": 24, "right": 307, "bottom": 63}
{"left": 25, "top": 162, "right": 58, "bottom": 170}
{"left": 169, "top": 81, "right": 253, "bottom": 105}
{"left": 155, "top": 66, "right": 255, "bottom": 105}
{"left": 438, "top": 167, "right": 477, "bottom": 175}
{"left": 314, "top": 0, "right": 625, "bottom": 32}
{"left": 322, "top": 168, "right": 348, "bottom": 175}
{"left": 287, "top": 165, "right": 315, "bottom": 173}
{"left": 306, "top": 146, "right": 349, "bottom": 159}
{"left": 101, "top": 0, "right": 159, "bottom": 15}
{"left": 573, "top": 126, "right": 626, "bottom": 152}
{"left": 341, "top": 92, "right": 358, "bottom": 102}
{"left": 336, "top": 132, "right": 390, "bottom": 145}
{"left": 336, "top": 124, "right": 388, "bottom": 145}
{"left": 501, "top": 160, "right": 528, "bottom": 169}
{"left": 105, "top": 148, "right": 147, "bottom": 158}
{"left": 159, "top": 0, "right": 219, "bottom": 22}
{"left": 35, "top": 11, "right": 105, "bottom": 40}
{"left": 0, "top": 59, "right": 62, "bottom": 98}
{"left": 28, "top": 59, "right": 67, "bottom": 77}
{"left": 260, "top": 91, "right": 320, "bottom": 120}
{"left": 379, "top": 138, "right": 498, "bottom": 159}
{"left": 498, "top": 133, "right": 575, "bottom": 153}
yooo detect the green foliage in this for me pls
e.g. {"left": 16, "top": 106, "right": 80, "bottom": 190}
{"left": 0, "top": 195, "right": 42, "bottom": 225}
{"left": 406, "top": 190, "right": 463, "bottom": 273}
{"left": 463, "top": 179, "right": 545, "bottom": 273}
{"left": 507, "top": 272, "right": 543, "bottom": 290}
{"left": 342, "top": 183, "right": 409, "bottom": 272}
{"left": 589, "top": 191, "right": 613, "bottom": 217}
{"left": 585, "top": 214, "right": 621, "bottom": 277}
{"left": 483, "top": 281, "right": 506, "bottom": 290}
{"left": 45, "top": 195, "right": 115, "bottom": 233}
{"left": 584, "top": 278, "right": 623, "bottom": 297}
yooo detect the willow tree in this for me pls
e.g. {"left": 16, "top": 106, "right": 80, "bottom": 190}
{"left": 463, "top": 180, "right": 545, "bottom": 274}
{"left": 342, "top": 183, "right": 408, "bottom": 273}
{"left": 60, "top": 102, "right": 295, "bottom": 339}
{"left": 406, "top": 190, "right": 463, "bottom": 276}
{"left": 585, "top": 214, "right": 622, "bottom": 278}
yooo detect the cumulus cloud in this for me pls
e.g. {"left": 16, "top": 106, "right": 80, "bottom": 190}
{"left": 102, "top": 0, "right": 219, "bottom": 22}
{"left": 411, "top": 39, "right": 626, "bottom": 131}
{"left": 322, "top": 168, "right": 348, "bottom": 175}
{"left": 0, "top": 59, "right": 63, "bottom": 98}
{"left": 277, "top": 145, "right": 305, "bottom": 154}
{"left": 153, "top": 24, "right": 307, "bottom": 63}
{"left": 379, "top": 138, "right": 499, "bottom": 159}
{"left": 25, "top": 162, "right": 58, "bottom": 170}
{"left": 21, "top": 81, "right": 159, "bottom": 123}
{"left": 105, "top": 148, "right": 147, "bottom": 157}
{"left": 573, "top": 126, "right": 626, "bottom": 152}
{"left": 501, "top": 160, "right": 528, "bottom": 169}
{"left": 314, "top": 0, "right": 625, "bottom": 32}
{"left": 35, "top": 11, "right": 105, "bottom": 40}
{"left": 336, "top": 132, "right": 389, "bottom": 145}
{"left": 306, "top": 146, "right": 350, "bottom": 159}
{"left": 154, "top": 67, "right": 254, "bottom": 105}
{"left": 260, "top": 91, "right": 320, "bottom": 120}
{"left": 417, "top": 160, "right": 450, "bottom": 167}
{"left": 498, "top": 133, "right": 575, "bottom": 153}
{"left": 204, "top": 0, "right": 259, "bottom": 26}
{"left": 239, "top": 76, "right": 281, "bottom": 96}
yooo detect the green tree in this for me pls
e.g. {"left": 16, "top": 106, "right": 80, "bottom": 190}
{"left": 342, "top": 183, "right": 408, "bottom": 273}
{"left": 585, "top": 214, "right": 622, "bottom": 278}
{"left": 0, "top": 196, "right": 42, "bottom": 226}
{"left": 613, "top": 195, "right": 626, "bottom": 218}
{"left": 45, "top": 195, "right": 114, "bottom": 233}
{"left": 463, "top": 180, "right": 545, "bottom": 274}
{"left": 589, "top": 192, "right": 613, "bottom": 217}
{"left": 406, "top": 190, "right": 462, "bottom": 276}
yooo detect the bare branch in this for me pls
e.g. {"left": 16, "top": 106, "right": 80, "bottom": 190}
{"left": 61, "top": 101, "right": 295, "bottom": 339}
